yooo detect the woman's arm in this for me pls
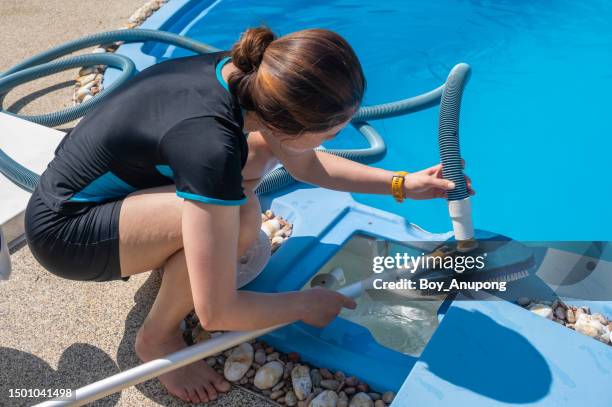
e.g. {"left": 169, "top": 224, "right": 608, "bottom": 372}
{"left": 284, "top": 150, "right": 460, "bottom": 197}
{"left": 182, "top": 200, "right": 355, "bottom": 331}
{"left": 291, "top": 150, "right": 395, "bottom": 194}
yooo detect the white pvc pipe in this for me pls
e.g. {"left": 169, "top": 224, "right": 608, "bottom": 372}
{"left": 35, "top": 269, "right": 410, "bottom": 407}
{"left": 448, "top": 197, "right": 474, "bottom": 242}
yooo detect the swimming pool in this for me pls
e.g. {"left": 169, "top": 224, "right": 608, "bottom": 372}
{"left": 120, "top": 0, "right": 612, "bottom": 240}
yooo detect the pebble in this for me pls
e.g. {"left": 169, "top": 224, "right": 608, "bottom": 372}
{"left": 288, "top": 352, "right": 301, "bottom": 362}
{"left": 205, "top": 357, "right": 216, "bottom": 367}
{"left": 334, "top": 371, "right": 346, "bottom": 381}
{"left": 575, "top": 313, "right": 605, "bottom": 338}
{"left": 320, "top": 379, "right": 340, "bottom": 391}
{"left": 592, "top": 313, "right": 608, "bottom": 325}
{"left": 529, "top": 303, "right": 553, "bottom": 319}
{"left": 284, "top": 362, "right": 294, "bottom": 379}
{"left": 191, "top": 323, "right": 211, "bottom": 343}
{"left": 349, "top": 392, "right": 373, "bottom": 407}
{"left": 223, "top": 343, "right": 253, "bottom": 381}
{"left": 374, "top": 401, "right": 385, "bottom": 407}
{"left": 368, "top": 392, "right": 381, "bottom": 400}
{"left": 285, "top": 391, "right": 298, "bottom": 406}
{"left": 255, "top": 349, "right": 267, "bottom": 365}
{"left": 344, "top": 386, "right": 356, "bottom": 395}
{"left": 273, "top": 381, "right": 285, "bottom": 392}
{"left": 254, "top": 361, "right": 284, "bottom": 389}
{"left": 265, "top": 346, "right": 275, "bottom": 354}
{"left": 356, "top": 383, "right": 369, "bottom": 393}
{"left": 291, "top": 365, "right": 312, "bottom": 401}
{"left": 566, "top": 308, "right": 576, "bottom": 323}
{"left": 77, "top": 73, "right": 97, "bottom": 87}
{"left": 267, "top": 352, "right": 280, "bottom": 362}
{"left": 310, "top": 390, "right": 338, "bottom": 407}
{"left": 271, "top": 390, "right": 285, "bottom": 400}
{"left": 320, "top": 368, "right": 334, "bottom": 380}
{"left": 554, "top": 306, "right": 567, "bottom": 320}
{"left": 262, "top": 219, "right": 281, "bottom": 238}
{"left": 271, "top": 236, "right": 285, "bottom": 251}
{"left": 338, "top": 391, "right": 349, "bottom": 407}
{"left": 345, "top": 376, "right": 359, "bottom": 387}
{"left": 78, "top": 66, "right": 98, "bottom": 76}
{"left": 147, "top": 0, "right": 161, "bottom": 11}
{"left": 311, "top": 369, "right": 323, "bottom": 387}
{"left": 382, "top": 391, "right": 395, "bottom": 403}
{"left": 517, "top": 297, "right": 531, "bottom": 306}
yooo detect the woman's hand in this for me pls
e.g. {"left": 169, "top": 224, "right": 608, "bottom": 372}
{"left": 300, "top": 287, "right": 357, "bottom": 328}
{"left": 403, "top": 162, "right": 475, "bottom": 200}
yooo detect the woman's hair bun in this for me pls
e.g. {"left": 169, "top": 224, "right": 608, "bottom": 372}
{"left": 231, "top": 26, "right": 276, "bottom": 73}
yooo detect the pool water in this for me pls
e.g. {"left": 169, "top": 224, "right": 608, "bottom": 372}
{"left": 303, "top": 234, "right": 443, "bottom": 356}
{"left": 162, "top": 0, "right": 611, "bottom": 240}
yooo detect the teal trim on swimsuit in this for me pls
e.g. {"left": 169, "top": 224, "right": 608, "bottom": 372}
{"left": 177, "top": 190, "right": 248, "bottom": 206}
{"left": 216, "top": 56, "right": 231, "bottom": 92}
{"left": 69, "top": 171, "right": 136, "bottom": 202}
{"left": 155, "top": 164, "right": 174, "bottom": 179}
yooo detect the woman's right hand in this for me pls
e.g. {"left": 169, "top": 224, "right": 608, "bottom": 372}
{"left": 300, "top": 287, "right": 357, "bottom": 328}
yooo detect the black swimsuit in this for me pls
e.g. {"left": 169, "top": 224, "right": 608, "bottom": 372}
{"left": 25, "top": 52, "right": 248, "bottom": 281}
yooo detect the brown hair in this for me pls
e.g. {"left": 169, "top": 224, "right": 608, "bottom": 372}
{"left": 228, "top": 26, "right": 366, "bottom": 136}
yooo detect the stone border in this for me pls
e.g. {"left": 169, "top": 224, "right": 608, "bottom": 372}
{"left": 184, "top": 313, "right": 397, "bottom": 407}
{"left": 518, "top": 297, "right": 612, "bottom": 346}
{"left": 71, "top": 0, "right": 169, "bottom": 105}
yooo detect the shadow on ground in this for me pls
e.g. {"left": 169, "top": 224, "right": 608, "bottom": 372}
{"left": 115, "top": 270, "right": 273, "bottom": 407}
{"left": 5, "top": 81, "right": 74, "bottom": 114}
{"left": 0, "top": 343, "right": 120, "bottom": 406}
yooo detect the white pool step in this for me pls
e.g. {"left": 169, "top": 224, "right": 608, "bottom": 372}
{"left": 0, "top": 113, "right": 64, "bottom": 248}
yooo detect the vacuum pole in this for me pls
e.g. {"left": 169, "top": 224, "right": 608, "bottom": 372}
{"left": 34, "top": 270, "right": 406, "bottom": 407}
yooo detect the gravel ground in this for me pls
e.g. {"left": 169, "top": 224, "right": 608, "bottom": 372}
{"left": 0, "top": 1, "right": 274, "bottom": 406}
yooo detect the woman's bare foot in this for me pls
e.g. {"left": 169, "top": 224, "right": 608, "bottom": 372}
{"left": 135, "top": 327, "right": 231, "bottom": 403}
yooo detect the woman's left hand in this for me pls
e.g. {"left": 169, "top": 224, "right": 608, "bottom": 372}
{"left": 403, "top": 162, "right": 475, "bottom": 200}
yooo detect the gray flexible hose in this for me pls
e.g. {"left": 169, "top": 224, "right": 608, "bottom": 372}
{"left": 0, "top": 29, "right": 467, "bottom": 198}
{"left": 438, "top": 63, "right": 471, "bottom": 201}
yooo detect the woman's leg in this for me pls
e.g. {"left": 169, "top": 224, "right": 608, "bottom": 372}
{"left": 118, "top": 185, "right": 262, "bottom": 403}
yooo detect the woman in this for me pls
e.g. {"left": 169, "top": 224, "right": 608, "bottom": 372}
{"left": 25, "top": 27, "right": 472, "bottom": 403}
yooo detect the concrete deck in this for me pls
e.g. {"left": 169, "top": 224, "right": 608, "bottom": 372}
{"left": 0, "top": 1, "right": 274, "bottom": 405}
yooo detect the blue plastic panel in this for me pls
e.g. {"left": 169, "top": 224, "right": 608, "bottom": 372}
{"left": 393, "top": 297, "right": 612, "bottom": 406}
